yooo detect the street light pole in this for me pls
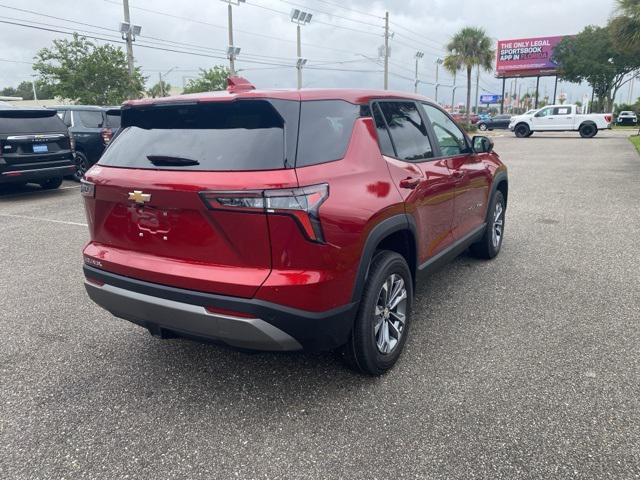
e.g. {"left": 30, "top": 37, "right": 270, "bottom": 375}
{"left": 383, "top": 11, "right": 389, "bottom": 90}
{"left": 297, "top": 24, "right": 302, "bottom": 89}
{"left": 414, "top": 51, "right": 424, "bottom": 94}
{"left": 290, "top": 9, "right": 312, "bottom": 90}
{"left": 451, "top": 71, "right": 457, "bottom": 110}
{"left": 122, "top": 0, "right": 135, "bottom": 77}
{"left": 158, "top": 67, "right": 177, "bottom": 97}
{"left": 434, "top": 58, "right": 443, "bottom": 104}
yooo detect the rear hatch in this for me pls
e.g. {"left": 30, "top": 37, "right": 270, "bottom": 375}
{"left": 83, "top": 99, "right": 300, "bottom": 298}
{"left": 0, "top": 109, "right": 73, "bottom": 172}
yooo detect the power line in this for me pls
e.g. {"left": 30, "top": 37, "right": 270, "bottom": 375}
{"left": 0, "top": 19, "right": 301, "bottom": 70}
{"left": 246, "top": 1, "right": 382, "bottom": 38}
{"left": 104, "top": 0, "right": 372, "bottom": 57}
{"left": 313, "top": 0, "right": 384, "bottom": 20}
{"left": 277, "top": 0, "right": 383, "bottom": 28}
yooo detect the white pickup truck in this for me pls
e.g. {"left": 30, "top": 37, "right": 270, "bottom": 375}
{"left": 509, "top": 105, "right": 613, "bottom": 138}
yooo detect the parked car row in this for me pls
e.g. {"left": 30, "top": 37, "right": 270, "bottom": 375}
{"left": 0, "top": 104, "right": 120, "bottom": 189}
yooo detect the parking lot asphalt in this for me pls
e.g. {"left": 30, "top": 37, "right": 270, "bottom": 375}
{"left": 1, "top": 130, "right": 639, "bottom": 479}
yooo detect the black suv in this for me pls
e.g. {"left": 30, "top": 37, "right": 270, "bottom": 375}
{"left": 0, "top": 107, "right": 75, "bottom": 189}
{"left": 53, "top": 105, "right": 121, "bottom": 180}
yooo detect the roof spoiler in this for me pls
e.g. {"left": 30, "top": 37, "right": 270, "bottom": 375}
{"left": 0, "top": 108, "right": 57, "bottom": 118}
{"left": 227, "top": 76, "right": 256, "bottom": 93}
{"left": 105, "top": 108, "right": 121, "bottom": 117}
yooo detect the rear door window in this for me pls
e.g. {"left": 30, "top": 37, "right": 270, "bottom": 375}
{"left": 377, "top": 101, "right": 434, "bottom": 161}
{"left": 372, "top": 103, "right": 395, "bottom": 157}
{"left": 296, "top": 100, "right": 360, "bottom": 167}
{"left": 77, "top": 110, "right": 104, "bottom": 128}
{"left": 99, "top": 100, "right": 298, "bottom": 171}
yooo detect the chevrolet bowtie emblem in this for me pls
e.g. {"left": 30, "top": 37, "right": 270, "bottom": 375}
{"left": 128, "top": 190, "right": 151, "bottom": 204}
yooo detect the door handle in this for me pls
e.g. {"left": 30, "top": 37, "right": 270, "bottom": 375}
{"left": 399, "top": 177, "right": 420, "bottom": 189}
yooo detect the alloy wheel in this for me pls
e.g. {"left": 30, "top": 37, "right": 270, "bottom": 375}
{"left": 374, "top": 273, "right": 407, "bottom": 354}
{"left": 492, "top": 201, "right": 504, "bottom": 249}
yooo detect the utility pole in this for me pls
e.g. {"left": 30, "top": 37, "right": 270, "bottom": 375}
{"left": 383, "top": 11, "right": 389, "bottom": 90}
{"left": 434, "top": 58, "right": 443, "bottom": 104}
{"left": 413, "top": 51, "right": 424, "bottom": 94}
{"left": 122, "top": 0, "right": 134, "bottom": 77}
{"left": 474, "top": 66, "right": 480, "bottom": 114}
{"left": 227, "top": 3, "right": 235, "bottom": 74}
{"left": 222, "top": 0, "right": 244, "bottom": 76}
{"left": 296, "top": 24, "right": 302, "bottom": 89}
{"left": 290, "top": 9, "right": 311, "bottom": 89}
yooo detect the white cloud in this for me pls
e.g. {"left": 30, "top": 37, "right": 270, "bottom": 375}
{"left": 0, "top": 0, "right": 621, "bottom": 104}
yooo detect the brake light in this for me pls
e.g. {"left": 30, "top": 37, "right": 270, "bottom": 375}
{"left": 200, "top": 184, "right": 329, "bottom": 242}
{"left": 605, "top": 115, "right": 612, "bottom": 123}
{"left": 101, "top": 128, "right": 113, "bottom": 145}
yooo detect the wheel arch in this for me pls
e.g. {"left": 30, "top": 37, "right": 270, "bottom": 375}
{"left": 351, "top": 214, "right": 417, "bottom": 303}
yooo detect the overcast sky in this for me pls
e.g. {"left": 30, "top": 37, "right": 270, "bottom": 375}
{"left": 0, "top": 0, "right": 631, "bottom": 104}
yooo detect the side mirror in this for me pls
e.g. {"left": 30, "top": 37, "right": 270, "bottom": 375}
{"left": 472, "top": 135, "right": 494, "bottom": 153}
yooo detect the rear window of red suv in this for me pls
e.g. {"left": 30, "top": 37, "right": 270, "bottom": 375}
{"left": 99, "top": 99, "right": 299, "bottom": 171}
{"left": 99, "top": 98, "right": 361, "bottom": 171}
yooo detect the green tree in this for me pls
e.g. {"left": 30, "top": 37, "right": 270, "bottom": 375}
{"left": 554, "top": 25, "right": 640, "bottom": 112}
{"left": 0, "top": 80, "right": 55, "bottom": 100}
{"left": 444, "top": 27, "right": 494, "bottom": 126}
{"left": 610, "top": 0, "right": 640, "bottom": 48}
{"left": 182, "top": 66, "right": 230, "bottom": 94}
{"left": 33, "top": 34, "right": 145, "bottom": 105}
{"left": 147, "top": 80, "right": 172, "bottom": 98}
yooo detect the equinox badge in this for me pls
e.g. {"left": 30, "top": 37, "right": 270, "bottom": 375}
{"left": 128, "top": 190, "right": 151, "bottom": 204}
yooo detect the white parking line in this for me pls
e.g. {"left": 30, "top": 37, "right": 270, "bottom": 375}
{"left": 0, "top": 213, "right": 87, "bottom": 227}
{"left": 0, "top": 185, "right": 80, "bottom": 199}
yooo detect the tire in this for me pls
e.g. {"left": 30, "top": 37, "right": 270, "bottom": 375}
{"left": 525, "top": 131, "right": 534, "bottom": 137}
{"left": 478, "top": 123, "right": 488, "bottom": 131}
{"left": 470, "top": 190, "right": 505, "bottom": 259}
{"left": 579, "top": 123, "right": 597, "bottom": 138}
{"left": 72, "top": 151, "right": 90, "bottom": 181}
{"left": 514, "top": 123, "right": 530, "bottom": 138}
{"left": 39, "top": 177, "right": 63, "bottom": 190}
{"left": 341, "top": 251, "right": 413, "bottom": 376}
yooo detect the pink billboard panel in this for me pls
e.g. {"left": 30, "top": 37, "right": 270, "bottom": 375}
{"left": 496, "top": 36, "right": 566, "bottom": 76}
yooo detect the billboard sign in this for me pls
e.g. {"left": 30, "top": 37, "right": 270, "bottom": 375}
{"left": 480, "top": 94, "right": 503, "bottom": 104}
{"left": 496, "top": 36, "right": 566, "bottom": 77}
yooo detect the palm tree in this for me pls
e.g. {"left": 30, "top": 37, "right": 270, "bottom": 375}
{"left": 613, "top": 0, "right": 640, "bottom": 45}
{"left": 444, "top": 27, "right": 495, "bottom": 126}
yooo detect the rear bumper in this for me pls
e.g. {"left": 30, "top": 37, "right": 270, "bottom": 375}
{"left": 0, "top": 164, "right": 75, "bottom": 183}
{"left": 83, "top": 265, "right": 358, "bottom": 352}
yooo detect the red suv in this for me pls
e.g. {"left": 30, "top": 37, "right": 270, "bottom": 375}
{"left": 81, "top": 78, "right": 508, "bottom": 375}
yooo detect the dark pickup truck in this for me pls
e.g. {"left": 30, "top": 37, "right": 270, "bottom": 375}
{"left": 0, "top": 108, "right": 75, "bottom": 189}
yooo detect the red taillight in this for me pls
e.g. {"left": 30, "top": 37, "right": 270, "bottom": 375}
{"left": 200, "top": 184, "right": 329, "bottom": 242}
{"left": 605, "top": 115, "right": 612, "bottom": 123}
{"left": 100, "top": 128, "right": 113, "bottom": 145}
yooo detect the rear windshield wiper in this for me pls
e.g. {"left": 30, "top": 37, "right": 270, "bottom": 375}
{"left": 146, "top": 155, "right": 200, "bottom": 166}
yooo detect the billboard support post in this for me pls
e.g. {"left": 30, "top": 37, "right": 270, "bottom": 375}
{"left": 553, "top": 76, "right": 558, "bottom": 104}
{"left": 500, "top": 77, "right": 506, "bottom": 114}
{"left": 534, "top": 76, "right": 540, "bottom": 108}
